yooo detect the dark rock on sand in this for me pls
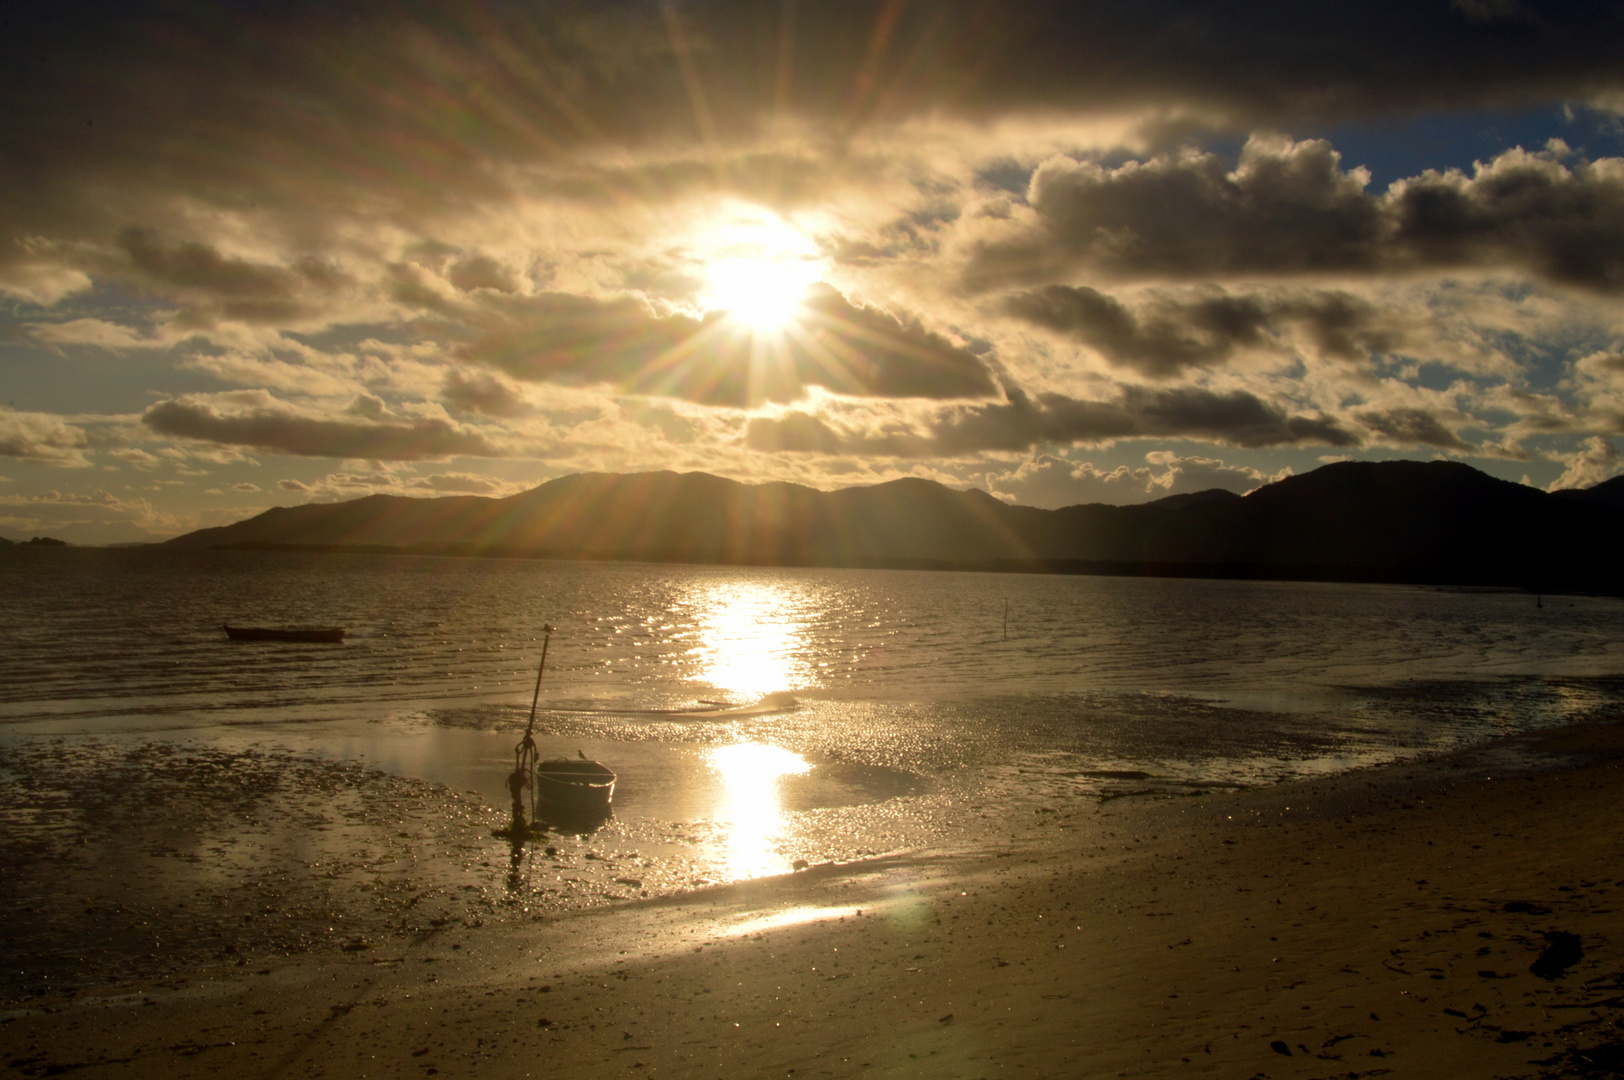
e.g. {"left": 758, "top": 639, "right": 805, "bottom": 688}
{"left": 1530, "top": 931, "right": 1584, "bottom": 979}
{"left": 1504, "top": 900, "right": 1553, "bottom": 915}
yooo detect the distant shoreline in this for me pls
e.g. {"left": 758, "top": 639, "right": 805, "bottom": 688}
{"left": 8, "top": 536, "right": 1597, "bottom": 593}
{"left": 187, "top": 539, "right": 1585, "bottom": 593}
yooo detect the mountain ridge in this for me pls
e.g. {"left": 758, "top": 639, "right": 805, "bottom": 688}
{"left": 162, "top": 460, "right": 1624, "bottom": 592}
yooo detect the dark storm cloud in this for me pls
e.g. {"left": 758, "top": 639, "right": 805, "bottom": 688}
{"left": 9, "top": 2, "right": 1624, "bottom": 150}
{"left": 105, "top": 228, "right": 348, "bottom": 325}
{"left": 969, "top": 139, "right": 1624, "bottom": 292}
{"left": 459, "top": 284, "right": 996, "bottom": 407}
{"left": 5, "top": 2, "right": 1624, "bottom": 267}
{"left": 932, "top": 385, "right": 1358, "bottom": 454}
{"left": 142, "top": 397, "right": 506, "bottom": 460}
{"left": 118, "top": 229, "right": 305, "bottom": 298}
{"left": 1002, "top": 284, "right": 1398, "bottom": 377}
{"left": 748, "top": 383, "right": 1357, "bottom": 458}
{"left": 972, "top": 138, "right": 1381, "bottom": 288}
{"left": 1386, "top": 150, "right": 1624, "bottom": 290}
{"left": 1356, "top": 407, "right": 1473, "bottom": 451}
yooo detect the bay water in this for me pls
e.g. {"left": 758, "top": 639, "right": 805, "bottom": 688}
{"left": 4, "top": 545, "right": 1623, "bottom": 878}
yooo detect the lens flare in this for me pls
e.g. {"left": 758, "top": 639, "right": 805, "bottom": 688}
{"left": 704, "top": 256, "right": 819, "bottom": 331}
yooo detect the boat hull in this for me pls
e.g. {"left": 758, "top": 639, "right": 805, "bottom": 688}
{"left": 223, "top": 625, "right": 346, "bottom": 643}
{"left": 534, "top": 759, "right": 616, "bottom": 811}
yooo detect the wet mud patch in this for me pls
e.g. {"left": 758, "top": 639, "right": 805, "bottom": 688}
{"left": 0, "top": 738, "right": 814, "bottom": 1006}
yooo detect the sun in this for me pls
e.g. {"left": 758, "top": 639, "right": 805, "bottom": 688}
{"left": 703, "top": 256, "right": 820, "bottom": 332}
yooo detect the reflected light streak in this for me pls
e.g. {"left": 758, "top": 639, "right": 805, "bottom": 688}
{"left": 688, "top": 581, "right": 815, "bottom": 698}
{"left": 717, "top": 905, "right": 862, "bottom": 938}
{"left": 709, "top": 742, "right": 810, "bottom": 881}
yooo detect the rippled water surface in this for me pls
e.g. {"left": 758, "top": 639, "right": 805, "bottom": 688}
{"left": 4, "top": 546, "right": 1624, "bottom": 842}
{"left": 8, "top": 546, "right": 1621, "bottom": 1001}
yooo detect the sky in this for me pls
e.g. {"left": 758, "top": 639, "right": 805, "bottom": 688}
{"left": 4, "top": 1, "right": 1624, "bottom": 544}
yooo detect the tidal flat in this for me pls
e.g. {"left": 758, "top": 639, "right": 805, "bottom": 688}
{"left": 5, "top": 721, "right": 1624, "bottom": 1078}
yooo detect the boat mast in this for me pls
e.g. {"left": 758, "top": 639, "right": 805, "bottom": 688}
{"left": 523, "top": 624, "right": 553, "bottom": 743}
{"left": 509, "top": 623, "right": 553, "bottom": 834}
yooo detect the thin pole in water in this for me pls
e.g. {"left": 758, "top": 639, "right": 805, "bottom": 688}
{"left": 1003, "top": 599, "right": 1009, "bottom": 641}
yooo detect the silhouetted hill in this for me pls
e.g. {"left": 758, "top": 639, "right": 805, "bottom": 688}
{"left": 1555, "top": 474, "right": 1624, "bottom": 511}
{"left": 0, "top": 535, "right": 68, "bottom": 547}
{"left": 163, "top": 461, "right": 1624, "bottom": 592}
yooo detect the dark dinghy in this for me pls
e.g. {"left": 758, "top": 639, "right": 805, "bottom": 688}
{"left": 505, "top": 626, "right": 618, "bottom": 831}
{"left": 223, "top": 625, "right": 346, "bottom": 643}
{"left": 534, "top": 756, "right": 616, "bottom": 812}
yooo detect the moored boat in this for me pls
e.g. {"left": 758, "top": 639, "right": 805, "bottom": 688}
{"left": 534, "top": 756, "right": 616, "bottom": 811}
{"left": 223, "top": 624, "right": 346, "bottom": 643}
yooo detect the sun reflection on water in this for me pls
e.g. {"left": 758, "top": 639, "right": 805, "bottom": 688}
{"left": 687, "top": 580, "right": 815, "bottom": 698}
{"left": 708, "top": 742, "right": 810, "bottom": 880}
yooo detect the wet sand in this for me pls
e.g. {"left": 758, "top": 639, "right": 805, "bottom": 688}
{"left": 5, "top": 721, "right": 1624, "bottom": 1078}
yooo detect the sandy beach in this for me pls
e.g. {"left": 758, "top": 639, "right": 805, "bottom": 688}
{"left": 4, "top": 719, "right": 1623, "bottom": 1079}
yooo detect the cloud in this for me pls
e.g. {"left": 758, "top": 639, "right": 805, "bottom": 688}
{"left": 965, "top": 136, "right": 1379, "bottom": 288}
{"left": 0, "top": 409, "right": 93, "bottom": 466}
{"left": 1002, "top": 284, "right": 1399, "bottom": 377}
{"left": 1575, "top": 351, "right": 1624, "bottom": 380}
{"left": 25, "top": 318, "right": 173, "bottom": 350}
{"left": 1355, "top": 407, "right": 1473, "bottom": 451}
{"left": 107, "top": 447, "right": 162, "bottom": 468}
{"left": 983, "top": 455, "right": 1162, "bottom": 508}
{"left": 1143, "top": 450, "right": 1289, "bottom": 492}
{"left": 445, "top": 255, "right": 521, "bottom": 294}
{"left": 0, "top": 488, "right": 173, "bottom": 544}
{"left": 260, "top": 467, "right": 525, "bottom": 502}
{"left": 441, "top": 369, "right": 534, "bottom": 417}
{"left": 1387, "top": 145, "right": 1624, "bottom": 290}
{"left": 932, "top": 384, "right": 1359, "bottom": 454}
{"left": 7, "top": 4, "right": 1622, "bottom": 190}
{"left": 460, "top": 283, "right": 997, "bottom": 406}
{"left": 748, "top": 382, "right": 1357, "bottom": 459}
{"left": 976, "top": 451, "right": 1278, "bottom": 508}
{"left": 1548, "top": 436, "right": 1623, "bottom": 491}
{"left": 407, "top": 472, "right": 519, "bottom": 495}
{"left": 180, "top": 353, "right": 364, "bottom": 397}
{"left": 5, "top": 1, "right": 1624, "bottom": 508}
{"left": 0, "top": 258, "right": 92, "bottom": 306}
{"left": 107, "top": 228, "right": 351, "bottom": 326}
{"left": 0, "top": 2, "right": 1621, "bottom": 331}
{"left": 965, "top": 137, "right": 1624, "bottom": 293}
{"left": 745, "top": 409, "right": 933, "bottom": 457}
{"left": 141, "top": 394, "right": 509, "bottom": 460}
